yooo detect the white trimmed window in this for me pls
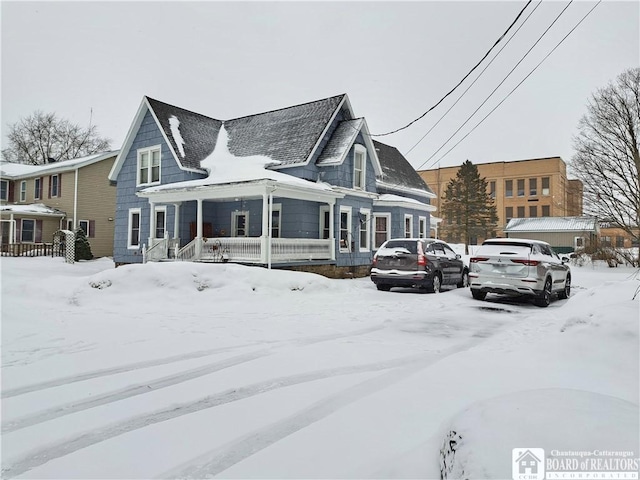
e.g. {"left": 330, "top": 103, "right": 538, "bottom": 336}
{"left": 419, "top": 216, "right": 427, "bottom": 238}
{"left": 232, "top": 211, "right": 249, "bottom": 237}
{"left": 404, "top": 214, "right": 413, "bottom": 238}
{"left": 359, "top": 208, "right": 370, "bottom": 252}
{"left": 137, "top": 146, "right": 161, "bottom": 186}
{"left": 373, "top": 213, "right": 390, "bottom": 249}
{"left": 20, "top": 181, "right": 26, "bottom": 202}
{"left": 0, "top": 180, "right": 8, "bottom": 201}
{"left": 49, "top": 174, "right": 60, "bottom": 197}
{"left": 128, "top": 208, "right": 141, "bottom": 248}
{"left": 155, "top": 206, "right": 166, "bottom": 238}
{"left": 353, "top": 144, "right": 366, "bottom": 190}
{"left": 339, "top": 206, "right": 352, "bottom": 252}
{"left": 319, "top": 206, "right": 331, "bottom": 239}
{"left": 21, "top": 219, "right": 35, "bottom": 242}
{"left": 271, "top": 204, "right": 281, "bottom": 238}
{"left": 79, "top": 220, "right": 91, "bottom": 237}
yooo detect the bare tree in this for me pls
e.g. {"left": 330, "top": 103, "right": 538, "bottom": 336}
{"left": 2, "top": 111, "right": 111, "bottom": 165}
{"left": 570, "top": 67, "right": 640, "bottom": 264}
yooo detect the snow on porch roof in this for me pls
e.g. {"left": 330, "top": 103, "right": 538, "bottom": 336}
{"left": 0, "top": 203, "right": 66, "bottom": 216}
{"left": 504, "top": 216, "right": 599, "bottom": 232}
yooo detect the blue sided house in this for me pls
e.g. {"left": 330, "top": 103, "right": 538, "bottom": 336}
{"left": 108, "top": 93, "right": 436, "bottom": 277}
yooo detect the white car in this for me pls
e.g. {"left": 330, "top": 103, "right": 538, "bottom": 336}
{"left": 469, "top": 238, "right": 571, "bottom": 307}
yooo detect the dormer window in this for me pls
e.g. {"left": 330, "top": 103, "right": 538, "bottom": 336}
{"left": 353, "top": 144, "right": 366, "bottom": 190}
{"left": 137, "top": 146, "right": 161, "bottom": 186}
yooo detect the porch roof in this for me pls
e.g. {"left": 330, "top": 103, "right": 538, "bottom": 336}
{"left": 0, "top": 203, "right": 66, "bottom": 217}
{"left": 373, "top": 194, "right": 436, "bottom": 212}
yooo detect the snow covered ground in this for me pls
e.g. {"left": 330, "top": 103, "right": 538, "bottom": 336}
{"left": 1, "top": 256, "right": 638, "bottom": 479}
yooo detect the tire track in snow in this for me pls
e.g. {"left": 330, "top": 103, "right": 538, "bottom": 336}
{"left": 2, "top": 324, "right": 384, "bottom": 399}
{"left": 2, "top": 331, "right": 496, "bottom": 479}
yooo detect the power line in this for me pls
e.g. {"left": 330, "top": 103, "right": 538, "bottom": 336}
{"left": 425, "top": 0, "right": 602, "bottom": 169}
{"left": 404, "top": 0, "right": 544, "bottom": 157}
{"left": 416, "top": 0, "right": 574, "bottom": 170}
{"left": 371, "top": 0, "right": 533, "bottom": 137}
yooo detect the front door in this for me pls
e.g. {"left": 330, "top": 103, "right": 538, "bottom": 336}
{"left": 189, "top": 222, "right": 213, "bottom": 241}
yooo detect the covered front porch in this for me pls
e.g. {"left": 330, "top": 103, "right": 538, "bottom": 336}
{"left": 138, "top": 178, "right": 344, "bottom": 266}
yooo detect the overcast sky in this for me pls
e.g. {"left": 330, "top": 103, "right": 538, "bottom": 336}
{"left": 1, "top": 1, "right": 638, "bottom": 171}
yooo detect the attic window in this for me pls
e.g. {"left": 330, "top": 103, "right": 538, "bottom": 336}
{"left": 137, "top": 146, "right": 161, "bottom": 186}
{"left": 353, "top": 144, "right": 366, "bottom": 190}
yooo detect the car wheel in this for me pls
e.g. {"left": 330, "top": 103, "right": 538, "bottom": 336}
{"left": 376, "top": 284, "right": 391, "bottom": 291}
{"left": 457, "top": 269, "right": 469, "bottom": 288}
{"left": 428, "top": 274, "right": 442, "bottom": 293}
{"left": 471, "top": 289, "right": 486, "bottom": 301}
{"left": 534, "top": 277, "right": 552, "bottom": 307}
{"left": 558, "top": 274, "right": 571, "bottom": 300}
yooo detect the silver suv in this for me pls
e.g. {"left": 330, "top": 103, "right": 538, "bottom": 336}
{"left": 469, "top": 238, "right": 571, "bottom": 307}
{"left": 371, "top": 238, "right": 469, "bottom": 293}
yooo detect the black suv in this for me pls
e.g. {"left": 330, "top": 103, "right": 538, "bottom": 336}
{"left": 370, "top": 238, "right": 469, "bottom": 293}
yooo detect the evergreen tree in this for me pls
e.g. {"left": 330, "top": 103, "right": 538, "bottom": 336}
{"left": 74, "top": 227, "right": 93, "bottom": 261}
{"left": 440, "top": 160, "right": 498, "bottom": 252}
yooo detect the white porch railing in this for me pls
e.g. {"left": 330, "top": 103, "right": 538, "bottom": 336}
{"left": 173, "top": 237, "right": 333, "bottom": 263}
{"left": 143, "top": 237, "right": 168, "bottom": 263}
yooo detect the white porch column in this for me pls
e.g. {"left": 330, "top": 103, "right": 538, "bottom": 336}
{"left": 260, "top": 191, "right": 269, "bottom": 264}
{"left": 329, "top": 200, "right": 335, "bottom": 260}
{"left": 148, "top": 201, "right": 156, "bottom": 244}
{"left": 173, "top": 203, "right": 180, "bottom": 239}
{"left": 196, "top": 199, "right": 203, "bottom": 257}
{"left": 267, "top": 190, "right": 273, "bottom": 269}
{"left": 9, "top": 213, "right": 14, "bottom": 244}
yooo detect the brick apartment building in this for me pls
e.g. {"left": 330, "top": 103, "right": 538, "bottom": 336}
{"left": 418, "top": 156, "right": 583, "bottom": 242}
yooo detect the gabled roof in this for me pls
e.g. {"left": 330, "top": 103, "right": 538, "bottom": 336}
{"left": 373, "top": 140, "right": 435, "bottom": 198}
{"left": 1, "top": 150, "right": 119, "bottom": 179}
{"left": 316, "top": 119, "right": 365, "bottom": 166}
{"left": 146, "top": 97, "right": 222, "bottom": 171}
{"left": 504, "top": 216, "right": 599, "bottom": 232}
{"left": 110, "top": 94, "right": 350, "bottom": 181}
{"left": 225, "top": 94, "right": 347, "bottom": 167}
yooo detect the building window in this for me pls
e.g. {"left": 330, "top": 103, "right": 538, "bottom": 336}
{"left": 34, "top": 177, "right": 43, "bottom": 200}
{"left": 271, "top": 204, "right": 281, "bottom": 238}
{"left": 542, "top": 177, "right": 550, "bottom": 195}
{"left": 601, "top": 236, "right": 612, "bottom": 247}
{"left": 67, "top": 219, "right": 74, "bottom": 231}
{"left": 232, "top": 211, "right": 249, "bottom": 237}
{"left": 128, "top": 208, "right": 141, "bottom": 248}
{"left": 616, "top": 236, "right": 624, "bottom": 248}
{"left": 79, "top": 220, "right": 91, "bottom": 237}
{"left": 353, "top": 145, "right": 366, "bottom": 190}
{"left": 339, "top": 207, "right": 352, "bottom": 252}
{"left": 49, "top": 174, "right": 60, "bottom": 197}
{"left": 542, "top": 205, "right": 550, "bottom": 217}
{"left": 137, "top": 146, "right": 161, "bottom": 186}
{"left": 319, "top": 206, "right": 330, "bottom": 239}
{"left": 505, "top": 180, "right": 513, "bottom": 197}
{"left": 575, "top": 236, "right": 584, "bottom": 249}
{"left": 20, "top": 181, "right": 26, "bottom": 202}
{"left": 419, "top": 216, "right": 427, "bottom": 238}
{"left": 488, "top": 180, "right": 496, "bottom": 199}
{"left": 529, "top": 178, "right": 537, "bottom": 196}
{"left": 505, "top": 207, "right": 513, "bottom": 223}
{"left": 517, "top": 179, "right": 525, "bottom": 197}
{"left": 21, "top": 219, "right": 35, "bottom": 242}
{"left": 517, "top": 206, "right": 525, "bottom": 218}
{"left": 373, "top": 213, "right": 390, "bottom": 249}
{"left": 0, "top": 180, "right": 8, "bottom": 201}
{"left": 404, "top": 214, "right": 413, "bottom": 238}
{"left": 529, "top": 206, "right": 537, "bottom": 217}
{"left": 155, "top": 207, "right": 166, "bottom": 239}
{"left": 359, "top": 208, "right": 370, "bottom": 252}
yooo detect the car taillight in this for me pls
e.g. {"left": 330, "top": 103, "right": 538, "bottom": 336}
{"left": 470, "top": 257, "right": 489, "bottom": 263}
{"left": 512, "top": 259, "right": 540, "bottom": 266}
{"left": 372, "top": 256, "right": 377, "bottom": 267}
{"left": 418, "top": 254, "right": 427, "bottom": 266}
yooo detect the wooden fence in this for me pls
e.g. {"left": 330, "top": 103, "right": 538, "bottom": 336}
{"left": 0, "top": 243, "right": 63, "bottom": 257}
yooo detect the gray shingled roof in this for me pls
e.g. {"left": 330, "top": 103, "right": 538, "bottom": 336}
{"left": 505, "top": 216, "right": 598, "bottom": 232}
{"left": 146, "top": 97, "right": 222, "bottom": 171}
{"left": 373, "top": 140, "right": 434, "bottom": 194}
{"left": 316, "top": 119, "right": 364, "bottom": 165}
{"left": 148, "top": 95, "right": 346, "bottom": 170}
{"left": 224, "top": 95, "right": 345, "bottom": 166}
